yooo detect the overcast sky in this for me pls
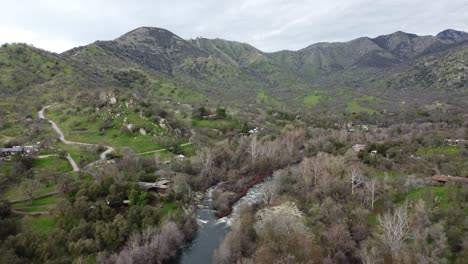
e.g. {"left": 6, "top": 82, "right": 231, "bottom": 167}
{"left": 1, "top": 0, "right": 467, "bottom": 53}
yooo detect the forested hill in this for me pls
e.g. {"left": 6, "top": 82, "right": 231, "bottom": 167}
{"left": 1, "top": 27, "right": 467, "bottom": 115}
{"left": 62, "top": 27, "right": 468, "bottom": 111}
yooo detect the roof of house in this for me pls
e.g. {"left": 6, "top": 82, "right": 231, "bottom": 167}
{"left": 156, "top": 179, "right": 171, "bottom": 185}
{"left": 431, "top": 175, "right": 449, "bottom": 182}
{"left": 432, "top": 175, "right": 468, "bottom": 184}
{"left": 138, "top": 180, "right": 171, "bottom": 190}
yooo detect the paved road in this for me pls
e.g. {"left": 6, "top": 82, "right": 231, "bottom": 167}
{"left": 38, "top": 105, "right": 115, "bottom": 171}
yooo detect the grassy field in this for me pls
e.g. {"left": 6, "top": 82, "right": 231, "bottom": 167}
{"left": 346, "top": 100, "right": 376, "bottom": 114}
{"left": 0, "top": 184, "right": 57, "bottom": 201}
{"left": 46, "top": 104, "right": 166, "bottom": 152}
{"left": 416, "top": 146, "right": 461, "bottom": 156}
{"left": 346, "top": 95, "right": 382, "bottom": 114}
{"left": 191, "top": 118, "right": 227, "bottom": 129}
{"left": 256, "top": 90, "right": 282, "bottom": 107}
{"left": 303, "top": 94, "right": 322, "bottom": 106}
{"left": 23, "top": 216, "right": 57, "bottom": 233}
{"left": 162, "top": 202, "right": 180, "bottom": 215}
{"left": 394, "top": 185, "right": 456, "bottom": 210}
{"left": 33, "top": 156, "right": 72, "bottom": 173}
{"left": 11, "top": 194, "right": 59, "bottom": 207}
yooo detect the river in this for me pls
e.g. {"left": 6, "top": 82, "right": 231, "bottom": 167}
{"left": 178, "top": 177, "right": 274, "bottom": 264}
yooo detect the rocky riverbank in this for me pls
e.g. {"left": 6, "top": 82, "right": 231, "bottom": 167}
{"left": 211, "top": 172, "right": 271, "bottom": 218}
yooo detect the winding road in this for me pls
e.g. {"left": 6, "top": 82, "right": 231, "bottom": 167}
{"left": 38, "top": 105, "right": 115, "bottom": 172}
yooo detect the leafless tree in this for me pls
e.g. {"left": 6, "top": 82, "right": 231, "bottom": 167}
{"left": 249, "top": 133, "right": 260, "bottom": 165}
{"left": 378, "top": 204, "right": 410, "bottom": 260}
{"left": 154, "top": 152, "right": 161, "bottom": 168}
{"left": 347, "top": 164, "right": 363, "bottom": 195}
{"left": 197, "top": 147, "right": 213, "bottom": 177}
{"left": 260, "top": 182, "right": 277, "bottom": 204}
{"left": 322, "top": 224, "right": 356, "bottom": 256}
{"left": 365, "top": 178, "right": 378, "bottom": 210}
{"left": 284, "top": 128, "right": 305, "bottom": 158}
{"left": 359, "top": 239, "right": 381, "bottom": 264}
{"left": 301, "top": 156, "right": 323, "bottom": 188}
{"left": 172, "top": 173, "right": 192, "bottom": 201}
{"left": 109, "top": 221, "right": 184, "bottom": 264}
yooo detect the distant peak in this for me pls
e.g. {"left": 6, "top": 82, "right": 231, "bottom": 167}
{"left": 436, "top": 29, "right": 468, "bottom": 41}
{"left": 385, "top": 31, "right": 418, "bottom": 39}
{"left": 116, "top": 26, "right": 182, "bottom": 42}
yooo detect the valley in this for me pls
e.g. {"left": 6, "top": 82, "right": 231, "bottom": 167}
{"left": 0, "top": 26, "right": 467, "bottom": 264}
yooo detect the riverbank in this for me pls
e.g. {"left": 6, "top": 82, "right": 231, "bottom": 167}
{"left": 212, "top": 171, "right": 271, "bottom": 218}
{"left": 179, "top": 173, "right": 275, "bottom": 264}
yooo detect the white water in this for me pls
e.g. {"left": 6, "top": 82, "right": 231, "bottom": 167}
{"left": 179, "top": 177, "right": 274, "bottom": 264}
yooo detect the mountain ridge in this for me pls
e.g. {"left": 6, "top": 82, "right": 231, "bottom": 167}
{"left": 2, "top": 26, "right": 466, "bottom": 114}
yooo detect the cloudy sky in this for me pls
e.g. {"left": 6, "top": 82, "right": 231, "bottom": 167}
{"left": 1, "top": 0, "right": 467, "bottom": 53}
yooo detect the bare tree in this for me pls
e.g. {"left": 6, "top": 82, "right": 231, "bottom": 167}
{"left": 284, "top": 128, "right": 305, "bottom": 158}
{"left": 365, "top": 178, "right": 378, "bottom": 210}
{"left": 172, "top": 173, "right": 192, "bottom": 201}
{"left": 260, "top": 182, "right": 277, "bottom": 204}
{"left": 378, "top": 204, "right": 410, "bottom": 260}
{"left": 196, "top": 147, "right": 213, "bottom": 177}
{"left": 249, "top": 133, "right": 260, "bottom": 165}
{"left": 301, "top": 156, "right": 323, "bottom": 188}
{"left": 347, "top": 164, "right": 363, "bottom": 195}
{"left": 322, "top": 224, "right": 356, "bottom": 256}
{"left": 154, "top": 152, "right": 161, "bottom": 169}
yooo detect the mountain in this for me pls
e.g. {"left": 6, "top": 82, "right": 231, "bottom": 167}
{"left": 436, "top": 29, "right": 468, "bottom": 42}
{"left": 3, "top": 27, "right": 466, "bottom": 113}
{"left": 66, "top": 27, "right": 208, "bottom": 74}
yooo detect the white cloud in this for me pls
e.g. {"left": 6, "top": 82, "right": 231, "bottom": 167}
{"left": 0, "top": 0, "right": 467, "bottom": 53}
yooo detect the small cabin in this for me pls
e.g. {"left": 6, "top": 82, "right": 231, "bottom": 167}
{"left": 431, "top": 175, "right": 449, "bottom": 184}
{"left": 431, "top": 175, "right": 468, "bottom": 185}
{"left": 138, "top": 179, "right": 171, "bottom": 194}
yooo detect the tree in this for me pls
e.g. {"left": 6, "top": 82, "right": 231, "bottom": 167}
{"left": 346, "top": 164, "right": 362, "bottom": 195}
{"left": 365, "top": 178, "right": 378, "bottom": 210}
{"left": 284, "top": 128, "right": 305, "bottom": 158}
{"left": 196, "top": 106, "right": 208, "bottom": 118}
{"left": 129, "top": 189, "right": 148, "bottom": 206}
{"left": 321, "top": 224, "right": 356, "bottom": 256}
{"left": 249, "top": 133, "right": 260, "bottom": 166}
{"left": 216, "top": 107, "right": 227, "bottom": 119}
{"left": 20, "top": 179, "right": 41, "bottom": 204}
{"left": 260, "top": 182, "right": 277, "bottom": 205}
{"left": 378, "top": 204, "right": 410, "bottom": 260}
{"left": 301, "top": 156, "right": 323, "bottom": 188}
{"left": 197, "top": 147, "right": 213, "bottom": 178}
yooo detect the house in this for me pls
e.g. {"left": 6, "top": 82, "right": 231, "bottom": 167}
{"left": 352, "top": 144, "right": 366, "bottom": 152}
{"left": 138, "top": 179, "right": 171, "bottom": 193}
{"left": 444, "top": 139, "right": 466, "bottom": 147}
{"left": 1, "top": 146, "right": 39, "bottom": 158}
{"left": 1, "top": 146, "right": 23, "bottom": 157}
{"left": 431, "top": 175, "right": 449, "bottom": 184}
{"left": 431, "top": 175, "right": 468, "bottom": 185}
